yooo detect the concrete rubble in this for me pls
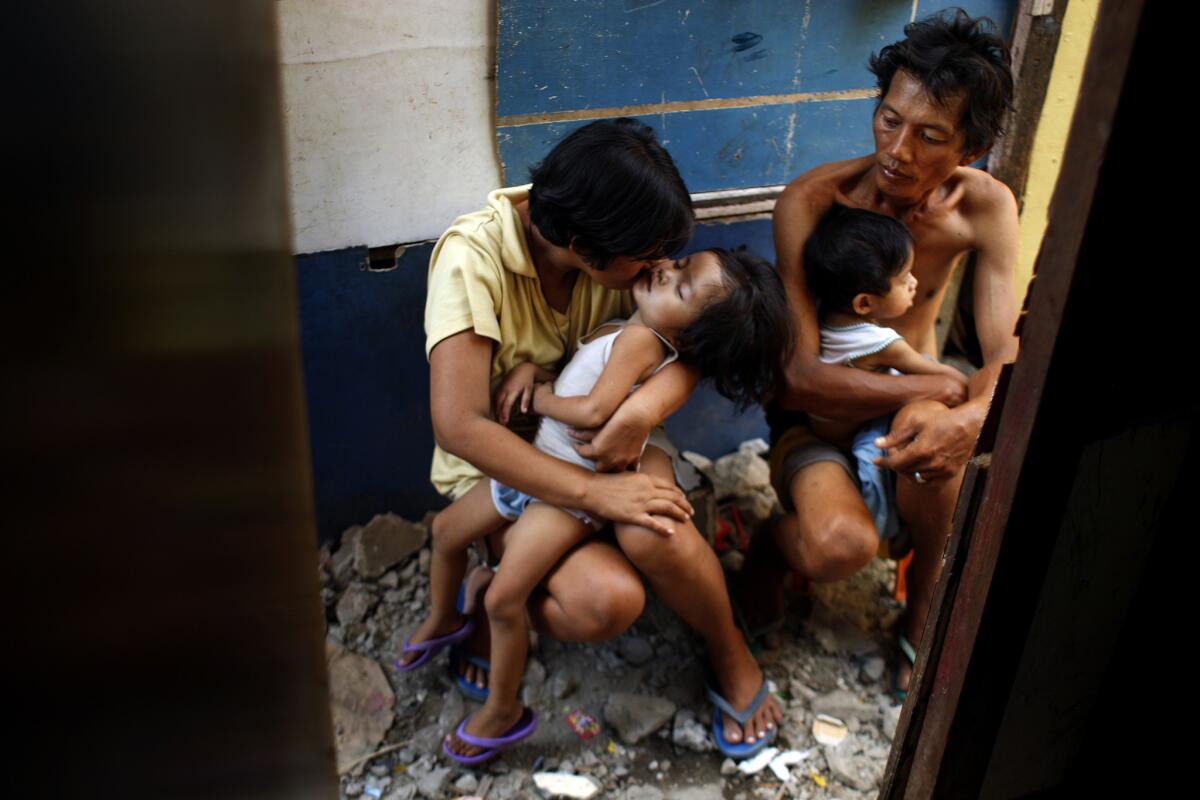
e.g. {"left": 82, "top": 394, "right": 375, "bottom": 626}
{"left": 321, "top": 470, "right": 906, "bottom": 798}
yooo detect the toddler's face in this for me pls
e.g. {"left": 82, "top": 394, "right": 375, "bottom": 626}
{"left": 872, "top": 249, "right": 918, "bottom": 320}
{"left": 631, "top": 250, "right": 726, "bottom": 337}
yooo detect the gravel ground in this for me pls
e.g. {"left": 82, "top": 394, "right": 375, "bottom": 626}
{"left": 320, "top": 507, "right": 907, "bottom": 800}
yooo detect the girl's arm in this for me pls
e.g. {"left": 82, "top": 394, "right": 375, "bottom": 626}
{"left": 430, "top": 330, "right": 692, "bottom": 534}
{"left": 494, "top": 361, "right": 558, "bottom": 425}
{"left": 569, "top": 360, "right": 699, "bottom": 471}
{"left": 859, "top": 339, "right": 969, "bottom": 384}
{"left": 533, "top": 325, "right": 665, "bottom": 430}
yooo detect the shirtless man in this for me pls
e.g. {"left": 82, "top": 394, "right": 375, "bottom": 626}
{"left": 742, "top": 10, "right": 1019, "bottom": 696}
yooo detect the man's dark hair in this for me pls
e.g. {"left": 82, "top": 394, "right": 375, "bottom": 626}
{"left": 528, "top": 118, "right": 694, "bottom": 269}
{"left": 675, "top": 248, "right": 793, "bottom": 410}
{"left": 868, "top": 8, "right": 1013, "bottom": 155}
{"left": 804, "top": 205, "right": 914, "bottom": 314}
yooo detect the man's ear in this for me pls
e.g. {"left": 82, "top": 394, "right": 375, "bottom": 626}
{"left": 851, "top": 292, "right": 875, "bottom": 317}
{"left": 960, "top": 146, "right": 989, "bottom": 167}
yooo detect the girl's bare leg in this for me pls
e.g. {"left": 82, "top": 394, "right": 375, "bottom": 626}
{"left": 615, "top": 446, "right": 783, "bottom": 746}
{"left": 446, "top": 503, "right": 591, "bottom": 757}
{"left": 397, "top": 480, "right": 506, "bottom": 667}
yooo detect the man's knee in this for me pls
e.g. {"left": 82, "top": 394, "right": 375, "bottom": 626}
{"left": 801, "top": 512, "right": 877, "bottom": 581}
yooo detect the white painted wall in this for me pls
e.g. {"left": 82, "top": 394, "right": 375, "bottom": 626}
{"left": 278, "top": 0, "right": 500, "bottom": 254}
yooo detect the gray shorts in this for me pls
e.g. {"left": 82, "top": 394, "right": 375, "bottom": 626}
{"left": 769, "top": 423, "right": 856, "bottom": 513}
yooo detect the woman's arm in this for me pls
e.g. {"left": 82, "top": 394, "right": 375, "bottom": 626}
{"left": 430, "top": 330, "right": 692, "bottom": 533}
{"left": 533, "top": 325, "right": 664, "bottom": 429}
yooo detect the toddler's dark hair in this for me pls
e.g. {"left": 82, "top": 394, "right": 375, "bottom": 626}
{"left": 675, "top": 248, "right": 793, "bottom": 410}
{"left": 804, "top": 205, "right": 914, "bottom": 314}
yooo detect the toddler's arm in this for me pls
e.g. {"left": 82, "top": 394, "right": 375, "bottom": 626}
{"left": 495, "top": 361, "right": 558, "bottom": 425}
{"left": 533, "top": 325, "right": 666, "bottom": 429}
{"left": 860, "top": 339, "right": 969, "bottom": 385}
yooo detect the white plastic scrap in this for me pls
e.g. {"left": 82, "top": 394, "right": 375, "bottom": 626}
{"left": 532, "top": 772, "right": 600, "bottom": 799}
{"left": 768, "top": 749, "right": 814, "bottom": 781}
{"left": 737, "top": 746, "right": 780, "bottom": 775}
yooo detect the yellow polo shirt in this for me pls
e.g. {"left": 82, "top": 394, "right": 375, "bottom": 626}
{"left": 424, "top": 185, "right": 633, "bottom": 499}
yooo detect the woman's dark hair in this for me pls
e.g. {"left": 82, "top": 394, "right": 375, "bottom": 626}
{"left": 804, "top": 205, "right": 914, "bottom": 314}
{"left": 868, "top": 8, "right": 1013, "bottom": 155}
{"left": 528, "top": 118, "right": 694, "bottom": 269}
{"left": 675, "top": 248, "right": 793, "bottom": 410}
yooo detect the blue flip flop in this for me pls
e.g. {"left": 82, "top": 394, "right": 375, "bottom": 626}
{"left": 893, "top": 632, "right": 916, "bottom": 702}
{"left": 707, "top": 679, "right": 778, "bottom": 760}
{"left": 393, "top": 617, "right": 474, "bottom": 672}
{"left": 449, "top": 646, "right": 491, "bottom": 702}
{"left": 442, "top": 706, "right": 538, "bottom": 765}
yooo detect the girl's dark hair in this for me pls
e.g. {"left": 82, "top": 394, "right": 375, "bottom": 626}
{"left": 868, "top": 8, "right": 1013, "bottom": 155}
{"left": 528, "top": 118, "right": 694, "bottom": 269}
{"left": 675, "top": 248, "right": 793, "bottom": 410}
{"left": 804, "top": 205, "right": 914, "bottom": 314}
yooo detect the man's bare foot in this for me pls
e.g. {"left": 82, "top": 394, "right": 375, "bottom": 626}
{"left": 444, "top": 703, "right": 526, "bottom": 759}
{"left": 709, "top": 646, "right": 783, "bottom": 745}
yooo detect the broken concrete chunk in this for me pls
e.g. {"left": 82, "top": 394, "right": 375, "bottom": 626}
{"left": 604, "top": 692, "right": 676, "bottom": 744}
{"left": 331, "top": 525, "right": 363, "bottom": 585}
{"left": 415, "top": 766, "right": 450, "bottom": 799}
{"left": 355, "top": 513, "right": 427, "bottom": 579}
{"left": 337, "top": 583, "right": 378, "bottom": 626}
{"left": 811, "top": 689, "right": 881, "bottom": 723}
{"left": 825, "top": 735, "right": 884, "bottom": 791}
{"left": 327, "top": 643, "right": 395, "bottom": 773}
{"left": 532, "top": 772, "right": 600, "bottom": 799}
{"left": 671, "top": 708, "right": 714, "bottom": 753}
{"left": 617, "top": 635, "right": 654, "bottom": 665}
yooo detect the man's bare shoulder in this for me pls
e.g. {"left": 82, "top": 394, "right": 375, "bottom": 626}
{"left": 777, "top": 155, "right": 874, "bottom": 219}
{"left": 952, "top": 166, "right": 1018, "bottom": 222}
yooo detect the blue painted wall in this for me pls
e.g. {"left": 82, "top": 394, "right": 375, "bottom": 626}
{"left": 497, "top": 1, "right": 1014, "bottom": 188}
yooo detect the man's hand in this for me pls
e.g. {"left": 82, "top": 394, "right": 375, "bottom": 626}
{"left": 873, "top": 402, "right": 977, "bottom": 482}
{"left": 570, "top": 406, "right": 654, "bottom": 472}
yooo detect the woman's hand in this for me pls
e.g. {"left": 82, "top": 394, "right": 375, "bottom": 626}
{"left": 494, "top": 362, "right": 545, "bottom": 425}
{"left": 582, "top": 471, "right": 693, "bottom": 536}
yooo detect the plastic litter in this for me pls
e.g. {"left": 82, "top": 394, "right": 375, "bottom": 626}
{"left": 532, "top": 772, "right": 601, "bottom": 799}
{"left": 737, "top": 746, "right": 780, "bottom": 775}
{"left": 768, "top": 749, "right": 813, "bottom": 781}
{"left": 565, "top": 709, "right": 602, "bottom": 740}
{"left": 812, "top": 713, "right": 849, "bottom": 745}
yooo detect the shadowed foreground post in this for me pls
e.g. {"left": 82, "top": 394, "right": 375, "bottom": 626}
{"left": 4, "top": 3, "right": 337, "bottom": 796}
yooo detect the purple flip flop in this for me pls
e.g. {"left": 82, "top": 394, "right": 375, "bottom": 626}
{"left": 394, "top": 617, "right": 474, "bottom": 672}
{"left": 442, "top": 707, "right": 538, "bottom": 765}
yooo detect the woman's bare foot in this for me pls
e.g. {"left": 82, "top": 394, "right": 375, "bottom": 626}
{"left": 709, "top": 645, "right": 783, "bottom": 746}
{"left": 453, "top": 565, "right": 494, "bottom": 689}
{"left": 444, "top": 703, "right": 525, "bottom": 759}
